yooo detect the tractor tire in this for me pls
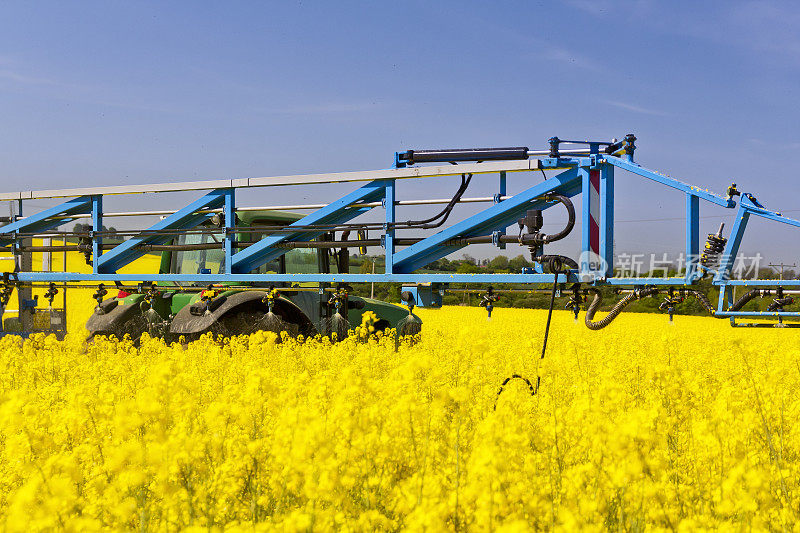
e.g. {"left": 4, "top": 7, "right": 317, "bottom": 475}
{"left": 86, "top": 313, "right": 148, "bottom": 346}
{"left": 180, "top": 306, "right": 312, "bottom": 344}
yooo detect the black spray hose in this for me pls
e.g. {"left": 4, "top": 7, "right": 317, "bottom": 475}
{"left": 494, "top": 265, "right": 562, "bottom": 410}
{"left": 582, "top": 287, "right": 763, "bottom": 330}
{"left": 686, "top": 290, "right": 717, "bottom": 315}
{"left": 584, "top": 287, "right": 660, "bottom": 330}
{"left": 534, "top": 254, "right": 579, "bottom": 271}
{"left": 729, "top": 289, "right": 761, "bottom": 312}
{"left": 539, "top": 194, "right": 575, "bottom": 244}
{"left": 768, "top": 297, "right": 794, "bottom": 312}
{"left": 687, "top": 288, "right": 760, "bottom": 316}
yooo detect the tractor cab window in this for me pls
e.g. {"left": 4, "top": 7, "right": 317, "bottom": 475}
{"left": 172, "top": 233, "right": 225, "bottom": 274}
{"left": 284, "top": 248, "right": 320, "bottom": 273}
{"left": 171, "top": 226, "right": 344, "bottom": 276}
{"left": 283, "top": 235, "right": 345, "bottom": 274}
{"left": 171, "top": 232, "right": 284, "bottom": 275}
{"left": 250, "top": 222, "right": 333, "bottom": 275}
{"left": 282, "top": 235, "right": 346, "bottom": 274}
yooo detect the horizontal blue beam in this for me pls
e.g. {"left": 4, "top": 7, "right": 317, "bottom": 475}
{"left": 13, "top": 271, "right": 575, "bottom": 284}
{"left": 97, "top": 189, "right": 228, "bottom": 273}
{"left": 604, "top": 277, "right": 800, "bottom": 287}
{"left": 718, "top": 279, "right": 800, "bottom": 286}
{"left": 603, "top": 277, "right": 699, "bottom": 286}
{"left": 391, "top": 167, "right": 580, "bottom": 273}
{"left": 731, "top": 322, "right": 800, "bottom": 328}
{"left": 28, "top": 271, "right": 794, "bottom": 288}
{"left": 0, "top": 196, "right": 93, "bottom": 246}
{"left": 231, "top": 180, "right": 386, "bottom": 273}
{"left": 716, "top": 311, "right": 800, "bottom": 317}
{"left": 603, "top": 156, "right": 735, "bottom": 208}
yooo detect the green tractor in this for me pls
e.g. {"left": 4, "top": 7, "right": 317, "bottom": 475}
{"left": 86, "top": 210, "right": 421, "bottom": 342}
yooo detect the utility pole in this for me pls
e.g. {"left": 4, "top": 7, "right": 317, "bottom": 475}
{"left": 768, "top": 262, "right": 797, "bottom": 280}
{"left": 370, "top": 259, "right": 375, "bottom": 299}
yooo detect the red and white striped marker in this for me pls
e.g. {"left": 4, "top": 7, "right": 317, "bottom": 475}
{"left": 588, "top": 169, "right": 601, "bottom": 260}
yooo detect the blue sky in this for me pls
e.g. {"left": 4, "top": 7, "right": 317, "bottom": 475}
{"left": 1, "top": 1, "right": 799, "bottom": 264}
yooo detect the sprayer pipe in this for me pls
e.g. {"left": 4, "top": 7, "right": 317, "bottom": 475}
{"left": 14, "top": 196, "right": 505, "bottom": 222}
{"left": 19, "top": 238, "right": 425, "bottom": 253}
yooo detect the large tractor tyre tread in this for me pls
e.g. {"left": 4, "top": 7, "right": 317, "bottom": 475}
{"left": 187, "top": 299, "right": 315, "bottom": 342}
{"left": 86, "top": 314, "right": 148, "bottom": 346}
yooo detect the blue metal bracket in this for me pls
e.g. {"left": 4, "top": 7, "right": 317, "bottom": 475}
{"left": 384, "top": 179, "right": 396, "bottom": 273}
{"left": 685, "top": 194, "right": 700, "bottom": 280}
{"left": 92, "top": 195, "right": 103, "bottom": 274}
{"left": 494, "top": 171, "right": 507, "bottom": 249}
{"left": 223, "top": 189, "right": 235, "bottom": 275}
{"left": 739, "top": 193, "right": 800, "bottom": 228}
{"left": 491, "top": 231, "right": 504, "bottom": 249}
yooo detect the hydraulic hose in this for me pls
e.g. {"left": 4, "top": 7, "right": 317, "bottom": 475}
{"left": 539, "top": 194, "right": 575, "bottom": 244}
{"left": 584, "top": 287, "right": 659, "bottom": 330}
{"left": 391, "top": 173, "right": 472, "bottom": 230}
{"left": 586, "top": 288, "right": 759, "bottom": 329}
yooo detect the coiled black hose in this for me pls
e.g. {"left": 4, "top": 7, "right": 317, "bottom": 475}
{"left": 584, "top": 287, "right": 660, "bottom": 330}
{"left": 534, "top": 255, "right": 579, "bottom": 271}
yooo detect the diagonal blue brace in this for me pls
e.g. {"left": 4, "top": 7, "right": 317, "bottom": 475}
{"left": 603, "top": 156, "right": 735, "bottom": 208}
{"left": 231, "top": 180, "right": 387, "bottom": 274}
{"left": 392, "top": 167, "right": 580, "bottom": 273}
{"left": 737, "top": 193, "right": 800, "bottom": 228}
{"left": 97, "top": 189, "right": 229, "bottom": 273}
{"left": 0, "top": 195, "right": 93, "bottom": 247}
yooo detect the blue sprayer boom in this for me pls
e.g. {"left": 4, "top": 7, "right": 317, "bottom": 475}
{"left": 1, "top": 134, "right": 799, "bottom": 339}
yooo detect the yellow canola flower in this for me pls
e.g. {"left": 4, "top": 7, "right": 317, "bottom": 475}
{"left": 0, "top": 301, "right": 798, "bottom": 530}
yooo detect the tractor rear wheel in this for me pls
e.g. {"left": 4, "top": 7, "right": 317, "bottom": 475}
{"left": 86, "top": 313, "right": 148, "bottom": 345}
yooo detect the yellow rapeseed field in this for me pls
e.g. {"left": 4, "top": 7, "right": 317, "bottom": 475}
{"left": 1, "top": 297, "right": 799, "bottom": 531}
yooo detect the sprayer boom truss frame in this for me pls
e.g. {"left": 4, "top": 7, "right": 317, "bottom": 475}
{"left": 2, "top": 136, "right": 799, "bottom": 327}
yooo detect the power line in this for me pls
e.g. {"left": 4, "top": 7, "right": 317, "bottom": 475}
{"left": 768, "top": 263, "right": 797, "bottom": 280}
{"left": 615, "top": 209, "right": 800, "bottom": 224}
